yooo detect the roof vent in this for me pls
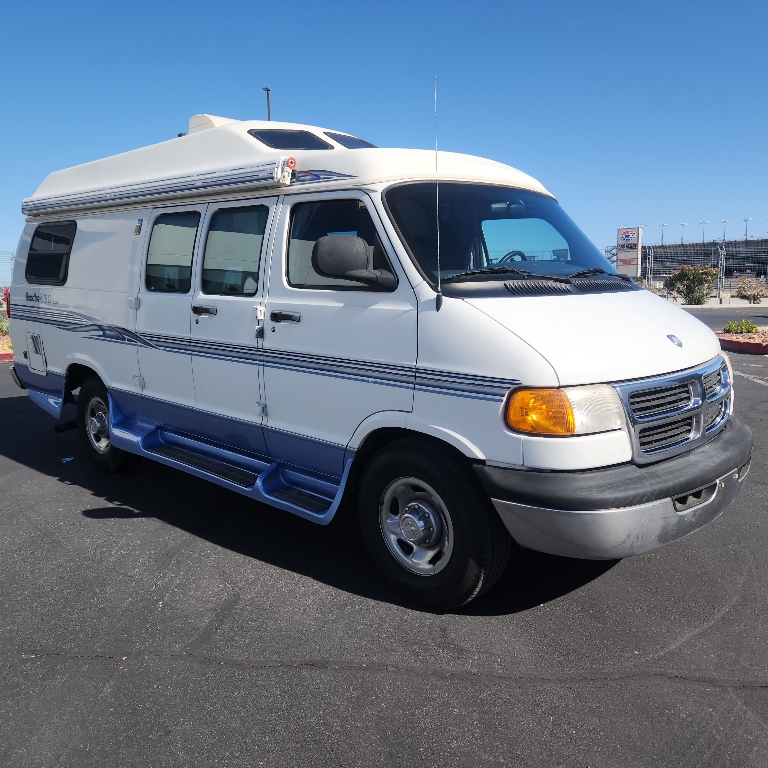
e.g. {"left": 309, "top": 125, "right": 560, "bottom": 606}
{"left": 188, "top": 114, "right": 237, "bottom": 134}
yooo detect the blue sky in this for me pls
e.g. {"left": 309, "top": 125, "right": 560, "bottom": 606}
{"left": 1, "top": 0, "right": 766, "bottom": 254}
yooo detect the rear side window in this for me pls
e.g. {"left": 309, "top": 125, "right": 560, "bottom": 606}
{"left": 145, "top": 211, "right": 200, "bottom": 293}
{"left": 25, "top": 221, "right": 76, "bottom": 285}
{"left": 287, "top": 199, "right": 393, "bottom": 290}
{"left": 248, "top": 129, "right": 333, "bottom": 150}
{"left": 202, "top": 206, "right": 269, "bottom": 295}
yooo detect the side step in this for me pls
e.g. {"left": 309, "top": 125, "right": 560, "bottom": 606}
{"left": 146, "top": 444, "right": 259, "bottom": 488}
{"left": 269, "top": 485, "right": 330, "bottom": 513}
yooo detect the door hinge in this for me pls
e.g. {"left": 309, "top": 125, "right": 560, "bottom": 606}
{"left": 256, "top": 401, "right": 267, "bottom": 416}
{"left": 129, "top": 297, "right": 141, "bottom": 310}
{"left": 133, "top": 375, "right": 146, "bottom": 389}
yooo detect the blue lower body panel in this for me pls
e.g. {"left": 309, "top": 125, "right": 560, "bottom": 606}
{"left": 14, "top": 364, "right": 66, "bottom": 419}
{"left": 108, "top": 388, "right": 353, "bottom": 525}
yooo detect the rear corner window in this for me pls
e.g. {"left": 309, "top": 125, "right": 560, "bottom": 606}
{"left": 25, "top": 221, "right": 77, "bottom": 285}
{"left": 324, "top": 132, "right": 376, "bottom": 149}
{"left": 145, "top": 211, "right": 201, "bottom": 293}
{"left": 247, "top": 129, "right": 333, "bottom": 150}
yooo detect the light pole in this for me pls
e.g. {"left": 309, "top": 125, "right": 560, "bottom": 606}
{"left": 660, "top": 223, "right": 667, "bottom": 245}
{"left": 262, "top": 87, "right": 271, "bottom": 121}
{"left": 700, "top": 220, "right": 709, "bottom": 243}
{"left": 721, "top": 219, "right": 730, "bottom": 242}
{"left": 743, "top": 217, "right": 752, "bottom": 240}
{"left": 680, "top": 222, "right": 688, "bottom": 244}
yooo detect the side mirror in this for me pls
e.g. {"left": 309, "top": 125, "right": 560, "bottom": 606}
{"left": 312, "top": 236, "right": 396, "bottom": 290}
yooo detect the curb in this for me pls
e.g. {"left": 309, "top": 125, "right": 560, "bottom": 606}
{"left": 718, "top": 337, "right": 768, "bottom": 355}
{"left": 0, "top": 352, "right": 14, "bottom": 362}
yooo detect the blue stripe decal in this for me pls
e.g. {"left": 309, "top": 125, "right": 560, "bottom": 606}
{"left": 16, "top": 306, "right": 519, "bottom": 400}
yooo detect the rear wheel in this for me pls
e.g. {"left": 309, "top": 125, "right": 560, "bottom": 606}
{"left": 77, "top": 376, "right": 139, "bottom": 473}
{"left": 358, "top": 439, "right": 511, "bottom": 609}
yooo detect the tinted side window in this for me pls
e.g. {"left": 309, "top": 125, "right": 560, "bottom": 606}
{"left": 287, "top": 199, "right": 392, "bottom": 290}
{"left": 25, "top": 221, "right": 76, "bottom": 285}
{"left": 324, "top": 132, "right": 377, "bottom": 149}
{"left": 248, "top": 129, "right": 333, "bottom": 150}
{"left": 145, "top": 212, "right": 200, "bottom": 293}
{"left": 202, "top": 206, "right": 268, "bottom": 296}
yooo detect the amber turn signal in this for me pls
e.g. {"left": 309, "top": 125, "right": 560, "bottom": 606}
{"left": 505, "top": 389, "right": 575, "bottom": 435}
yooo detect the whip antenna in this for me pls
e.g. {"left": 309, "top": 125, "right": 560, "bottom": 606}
{"left": 434, "top": 76, "right": 443, "bottom": 311}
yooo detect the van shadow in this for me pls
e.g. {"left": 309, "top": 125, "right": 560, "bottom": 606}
{"left": 0, "top": 388, "right": 616, "bottom": 616}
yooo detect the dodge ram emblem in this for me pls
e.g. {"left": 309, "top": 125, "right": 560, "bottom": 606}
{"left": 667, "top": 334, "right": 683, "bottom": 347}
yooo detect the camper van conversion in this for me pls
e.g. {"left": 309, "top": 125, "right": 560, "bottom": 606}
{"left": 9, "top": 115, "right": 752, "bottom": 608}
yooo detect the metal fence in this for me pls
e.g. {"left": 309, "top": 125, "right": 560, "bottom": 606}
{"left": 605, "top": 239, "right": 768, "bottom": 297}
{"left": 0, "top": 252, "right": 13, "bottom": 288}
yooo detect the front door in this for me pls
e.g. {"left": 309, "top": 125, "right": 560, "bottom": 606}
{"left": 136, "top": 204, "right": 206, "bottom": 410}
{"left": 189, "top": 198, "right": 277, "bottom": 456}
{"left": 262, "top": 192, "right": 417, "bottom": 479}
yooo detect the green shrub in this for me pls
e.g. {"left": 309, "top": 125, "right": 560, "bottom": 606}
{"left": 735, "top": 277, "right": 768, "bottom": 305}
{"left": 663, "top": 265, "right": 719, "bottom": 305}
{"left": 0, "top": 318, "right": 8, "bottom": 336}
{"left": 723, "top": 319, "right": 759, "bottom": 334}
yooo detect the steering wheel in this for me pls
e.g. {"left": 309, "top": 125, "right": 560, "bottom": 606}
{"left": 498, "top": 250, "right": 527, "bottom": 263}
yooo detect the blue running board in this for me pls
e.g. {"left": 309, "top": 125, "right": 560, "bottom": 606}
{"left": 107, "top": 394, "right": 352, "bottom": 525}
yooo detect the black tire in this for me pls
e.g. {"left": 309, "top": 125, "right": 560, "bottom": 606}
{"left": 358, "top": 438, "right": 511, "bottom": 609}
{"left": 77, "top": 375, "right": 140, "bottom": 473}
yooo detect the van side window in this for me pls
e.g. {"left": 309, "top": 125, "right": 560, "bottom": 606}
{"left": 25, "top": 221, "right": 77, "bottom": 285}
{"left": 202, "top": 206, "right": 268, "bottom": 296}
{"left": 287, "top": 199, "right": 392, "bottom": 290}
{"left": 145, "top": 212, "right": 200, "bottom": 293}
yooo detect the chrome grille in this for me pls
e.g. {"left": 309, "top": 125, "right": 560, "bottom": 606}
{"left": 703, "top": 365, "right": 725, "bottom": 399}
{"left": 704, "top": 400, "right": 725, "bottom": 431}
{"left": 638, "top": 417, "right": 694, "bottom": 452}
{"left": 615, "top": 356, "right": 731, "bottom": 465}
{"left": 628, "top": 382, "right": 691, "bottom": 419}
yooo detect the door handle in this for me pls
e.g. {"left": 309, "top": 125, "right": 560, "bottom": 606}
{"left": 192, "top": 305, "right": 218, "bottom": 315}
{"left": 270, "top": 310, "right": 301, "bottom": 323}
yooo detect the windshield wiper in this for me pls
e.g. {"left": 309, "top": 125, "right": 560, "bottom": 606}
{"left": 568, "top": 267, "right": 622, "bottom": 279}
{"left": 443, "top": 266, "right": 535, "bottom": 282}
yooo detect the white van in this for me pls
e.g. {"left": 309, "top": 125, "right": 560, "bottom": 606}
{"left": 8, "top": 114, "right": 752, "bottom": 608}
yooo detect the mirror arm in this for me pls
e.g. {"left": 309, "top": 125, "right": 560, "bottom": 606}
{"left": 346, "top": 269, "right": 397, "bottom": 291}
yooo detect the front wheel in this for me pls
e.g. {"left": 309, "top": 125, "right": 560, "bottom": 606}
{"left": 77, "top": 376, "right": 140, "bottom": 473}
{"left": 358, "top": 439, "right": 511, "bottom": 609}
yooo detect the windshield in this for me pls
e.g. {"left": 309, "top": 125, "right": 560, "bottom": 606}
{"left": 384, "top": 182, "right": 614, "bottom": 283}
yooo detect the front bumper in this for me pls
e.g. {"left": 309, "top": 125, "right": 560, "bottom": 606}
{"left": 475, "top": 418, "right": 752, "bottom": 559}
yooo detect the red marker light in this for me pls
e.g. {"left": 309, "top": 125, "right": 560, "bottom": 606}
{"left": 286, "top": 157, "right": 297, "bottom": 169}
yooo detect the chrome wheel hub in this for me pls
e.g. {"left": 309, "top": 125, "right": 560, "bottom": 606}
{"left": 86, "top": 396, "right": 111, "bottom": 454}
{"left": 379, "top": 477, "right": 453, "bottom": 576}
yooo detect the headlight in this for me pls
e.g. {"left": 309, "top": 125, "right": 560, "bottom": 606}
{"left": 506, "top": 385, "right": 627, "bottom": 436}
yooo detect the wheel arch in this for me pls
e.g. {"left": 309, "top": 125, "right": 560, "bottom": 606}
{"left": 64, "top": 359, "right": 104, "bottom": 403}
{"left": 345, "top": 425, "right": 485, "bottom": 503}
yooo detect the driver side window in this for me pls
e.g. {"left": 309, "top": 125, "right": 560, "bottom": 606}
{"left": 287, "top": 199, "right": 393, "bottom": 290}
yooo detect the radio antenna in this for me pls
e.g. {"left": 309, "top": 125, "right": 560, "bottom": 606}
{"left": 434, "top": 76, "right": 443, "bottom": 311}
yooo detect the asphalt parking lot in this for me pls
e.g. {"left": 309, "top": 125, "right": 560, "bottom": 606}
{"left": 1, "top": 313, "right": 767, "bottom": 766}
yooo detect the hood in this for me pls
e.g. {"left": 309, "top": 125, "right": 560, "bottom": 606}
{"left": 465, "top": 290, "right": 721, "bottom": 386}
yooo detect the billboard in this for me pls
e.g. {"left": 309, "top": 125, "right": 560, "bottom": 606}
{"left": 616, "top": 227, "right": 642, "bottom": 278}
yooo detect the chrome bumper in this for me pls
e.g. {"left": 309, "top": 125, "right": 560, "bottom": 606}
{"left": 492, "top": 463, "right": 750, "bottom": 560}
